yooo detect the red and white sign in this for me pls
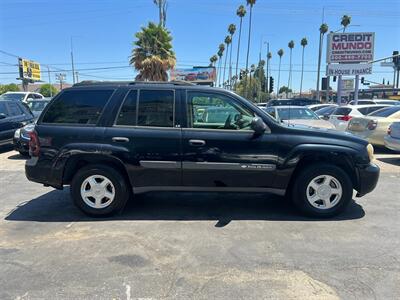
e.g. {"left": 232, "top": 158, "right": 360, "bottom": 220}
{"left": 327, "top": 32, "right": 375, "bottom": 63}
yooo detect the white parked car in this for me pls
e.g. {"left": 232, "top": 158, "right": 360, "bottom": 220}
{"left": 346, "top": 106, "right": 400, "bottom": 146}
{"left": 263, "top": 106, "right": 335, "bottom": 129}
{"left": 329, "top": 105, "right": 391, "bottom": 131}
{"left": 384, "top": 122, "right": 400, "bottom": 152}
{"left": 348, "top": 99, "right": 400, "bottom": 105}
{"left": 307, "top": 103, "right": 337, "bottom": 111}
{"left": 0, "top": 91, "right": 44, "bottom": 102}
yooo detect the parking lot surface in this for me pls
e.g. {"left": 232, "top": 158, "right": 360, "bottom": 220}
{"left": 0, "top": 147, "right": 399, "bottom": 299}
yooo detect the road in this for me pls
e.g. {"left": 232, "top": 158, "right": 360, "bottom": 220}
{"left": 0, "top": 147, "right": 399, "bottom": 299}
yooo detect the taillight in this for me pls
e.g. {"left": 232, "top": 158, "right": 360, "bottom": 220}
{"left": 338, "top": 115, "right": 352, "bottom": 121}
{"left": 367, "top": 120, "right": 378, "bottom": 130}
{"left": 29, "top": 131, "right": 40, "bottom": 157}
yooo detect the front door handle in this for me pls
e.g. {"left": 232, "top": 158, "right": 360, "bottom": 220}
{"left": 112, "top": 137, "right": 130, "bottom": 143}
{"left": 189, "top": 139, "right": 206, "bottom": 147}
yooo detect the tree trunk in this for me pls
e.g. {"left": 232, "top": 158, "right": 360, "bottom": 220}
{"left": 229, "top": 35, "right": 234, "bottom": 90}
{"left": 316, "top": 33, "right": 323, "bottom": 100}
{"left": 277, "top": 57, "right": 282, "bottom": 96}
{"left": 223, "top": 44, "right": 229, "bottom": 88}
{"left": 235, "top": 17, "right": 243, "bottom": 83}
{"left": 300, "top": 46, "right": 305, "bottom": 96}
{"left": 244, "top": 5, "right": 253, "bottom": 97}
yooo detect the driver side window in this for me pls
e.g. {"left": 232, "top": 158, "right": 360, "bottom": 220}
{"left": 187, "top": 91, "right": 254, "bottom": 130}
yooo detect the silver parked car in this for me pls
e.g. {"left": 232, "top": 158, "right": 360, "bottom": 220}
{"left": 384, "top": 122, "right": 400, "bottom": 152}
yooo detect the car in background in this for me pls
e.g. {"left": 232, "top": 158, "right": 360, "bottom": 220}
{"left": 185, "top": 73, "right": 197, "bottom": 81}
{"left": 0, "top": 100, "right": 34, "bottom": 147}
{"left": 384, "top": 122, "right": 400, "bottom": 152}
{"left": 26, "top": 98, "right": 51, "bottom": 119}
{"left": 329, "top": 105, "right": 391, "bottom": 131}
{"left": 266, "top": 98, "right": 320, "bottom": 107}
{"left": 0, "top": 91, "right": 44, "bottom": 103}
{"left": 13, "top": 123, "right": 35, "bottom": 156}
{"left": 263, "top": 106, "right": 335, "bottom": 129}
{"left": 307, "top": 104, "right": 337, "bottom": 111}
{"left": 348, "top": 99, "right": 400, "bottom": 105}
{"left": 346, "top": 106, "right": 400, "bottom": 146}
{"left": 315, "top": 105, "right": 339, "bottom": 120}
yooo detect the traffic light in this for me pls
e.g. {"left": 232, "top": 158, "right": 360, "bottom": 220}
{"left": 361, "top": 77, "right": 365, "bottom": 84}
{"left": 333, "top": 76, "right": 337, "bottom": 82}
{"left": 393, "top": 51, "right": 399, "bottom": 65}
{"left": 239, "top": 70, "right": 244, "bottom": 80}
{"left": 269, "top": 76, "right": 274, "bottom": 93}
{"left": 321, "top": 77, "right": 327, "bottom": 90}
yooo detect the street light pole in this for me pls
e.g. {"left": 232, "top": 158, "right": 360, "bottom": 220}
{"left": 71, "top": 37, "right": 76, "bottom": 84}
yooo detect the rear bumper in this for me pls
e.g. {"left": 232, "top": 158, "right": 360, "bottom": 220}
{"left": 25, "top": 157, "right": 63, "bottom": 189}
{"left": 356, "top": 163, "right": 380, "bottom": 197}
{"left": 384, "top": 135, "right": 400, "bottom": 152}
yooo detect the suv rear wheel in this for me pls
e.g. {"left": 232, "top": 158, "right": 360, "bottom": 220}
{"left": 292, "top": 163, "right": 353, "bottom": 218}
{"left": 71, "top": 164, "right": 129, "bottom": 217}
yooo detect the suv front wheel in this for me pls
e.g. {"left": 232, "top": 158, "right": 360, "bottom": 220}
{"left": 71, "top": 164, "right": 130, "bottom": 217}
{"left": 292, "top": 163, "right": 353, "bottom": 218}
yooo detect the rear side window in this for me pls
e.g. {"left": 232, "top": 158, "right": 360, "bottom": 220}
{"left": 137, "top": 90, "right": 174, "bottom": 127}
{"left": 116, "top": 90, "right": 138, "bottom": 126}
{"left": 332, "top": 107, "right": 351, "bottom": 115}
{"left": 7, "top": 102, "right": 23, "bottom": 116}
{"left": 368, "top": 106, "right": 400, "bottom": 117}
{"left": 42, "top": 89, "right": 113, "bottom": 125}
{"left": 358, "top": 105, "right": 387, "bottom": 115}
{"left": 0, "top": 102, "right": 8, "bottom": 115}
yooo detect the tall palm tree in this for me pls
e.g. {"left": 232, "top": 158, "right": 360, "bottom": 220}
{"left": 341, "top": 15, "right": 351, "bottom": 32}
{"left": 217, "top": 43, "right": 225, "bottom": 87}
{"left": 235, "top": 5, "right": 246, "bottom": 82}
{"left": 277, "top": 49, "right": 284, "bottom": 95}
{"left": 244, "top": 0, "right": 256, "bottom": 93}
{"left": 228, "top": 24, "right": 236, "bottom": 89}
{"left": 299, "top": 37, "right": 308, "bottom": 96}
{"left": 223, "top": 35, "right": 232, "bottom": 88}
{"left": 287, "top": 40, "right": 295, "bottom": 91}
{"left": 209, "top": 54, "right": 218, "bottom": 67}
{"left": 266, "top": 51, "right": 272, "bottom": 93}
{"left": 130, "top": 22, "right": 175, "bottom": 81}
{"left": 316, "top": 23, "right": 328, "bottom": 99}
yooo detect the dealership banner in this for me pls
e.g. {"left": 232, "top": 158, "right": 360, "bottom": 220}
{"left": 327, "top": 63, "right": 372, "bottom": 76}
{"left": 170, "top": 67, "right": 216, "bottom": 82}
{"left": 18, "top": 58, "right": 41, "bottom": 81}
{"left": 327, "top": 32, "right": 375, "bottom": 63}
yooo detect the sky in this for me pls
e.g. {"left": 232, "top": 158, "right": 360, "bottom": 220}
{"left": 0, "top": 0, "right": 399, "bottom": 92}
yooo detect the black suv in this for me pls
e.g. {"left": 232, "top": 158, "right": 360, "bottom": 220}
{"left": 26, "top": 82, "right": 379, "bottom": 218}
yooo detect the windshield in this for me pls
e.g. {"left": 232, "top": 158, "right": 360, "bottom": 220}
{"left": 277, "top": 108, "right": 319, "bottom": 120}
{"left": 27, "top": 101, "right": 49, "bottom": 112}
{"left": 0, "top": 93, "right": 25, "bottom": 101}
{"left": 368, "top": 106, "right": 400, "bottom": 117}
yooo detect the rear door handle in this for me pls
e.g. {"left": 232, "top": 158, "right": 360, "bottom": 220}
{"left": 189, "top": 139, "right": 206, "bottom": 146}
{"left": 112, "top": 137, "right": 130, "bottom": 143}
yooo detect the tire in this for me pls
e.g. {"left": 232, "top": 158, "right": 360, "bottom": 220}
{"left": 291, "top": 163, "right": 353, "bottom": 218}
{"left": 18, "top": 150, "right": 29, "bottom": 157}
{"left": 71, "top": 164, "right": 130, "bottom": 217}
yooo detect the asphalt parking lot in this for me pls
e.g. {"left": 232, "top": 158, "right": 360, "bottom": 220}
{"left": 0, "top": 146, "right": 399, "bottom": 299}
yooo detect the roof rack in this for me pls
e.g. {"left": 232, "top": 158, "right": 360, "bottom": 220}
{"left": 73, "top": 80, "right": 196, "bottom": 87}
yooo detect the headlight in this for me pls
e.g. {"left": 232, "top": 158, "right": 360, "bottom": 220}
{"left": 366, "top": 143, "right": 374, "bottom": 161}
{"left": 14, "top": 129, "right": 21, "bottom": 139}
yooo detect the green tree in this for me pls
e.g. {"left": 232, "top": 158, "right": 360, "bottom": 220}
{"left": 130, "top": 22, "right": 176, "bottom": 81}
{"left": 235, "top": 76, "right": 267, "bottom": 102}
{"left": 217, "top": 43, "right": 225, "bottom": 87}
{"left": 222, "top": 35, "right": 232, "bottom": 88}
{"left": 341, "top": 15, "right": 351, "bottom": 32}
{"left": 316, "top": 23, "right": 328, "bottom": 99}
{"left": 235, "top": 5, "right": 246, "bottom": 82}
{"left": 279, "top": 86, "right": 292, "bottom": 94}
{"left": 39, "top": 84, "right": 58, "bottom": 97}
{"left": 228, "top": 24, "right": 236, "bottom": 88}
{"left": 0, "top": 83, "right": 19, "bottom": 94}
{"left": 277, "top": 49, "right": 284, "bottom": 94}
{"left": 287, "top": 40, "right": 295, "bottom": 91}
{"left": 300, "top": 37, "right": 308, "bottom": 96}
{"left": 254, "top": 60, "right": 266, "bottom": 93}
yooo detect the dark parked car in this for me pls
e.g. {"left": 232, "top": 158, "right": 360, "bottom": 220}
{"left": 13, "top": 123, "right": 35, "bottom": 156}
{"left": 267, "top": 98, "right": 321, "bottom": 107}
{"left": 26, "top": 98, "right": 51, "bottom": 120}
{"left": 0, "top": 100, "right": 34, "bottom": 147}
{"left": 26, "top": 81, "right": 379, "bottom": 218}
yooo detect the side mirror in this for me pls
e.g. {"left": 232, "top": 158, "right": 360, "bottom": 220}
{"left": 0, "top": 113, "right": 7, "bottom": 119}
{"left": 250, "top": 117, "right": 267, "bottom": 136}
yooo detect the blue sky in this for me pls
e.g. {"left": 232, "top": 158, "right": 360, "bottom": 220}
{"left": 1, "top": 0, "right": 399, "bottom": 92}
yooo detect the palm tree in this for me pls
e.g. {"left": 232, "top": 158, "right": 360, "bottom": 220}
{"left": 266, "top": 51, "right": 272, "bottom": 93}
{"left": 235, "top": 5, "right": 246, "bottom": 82}
{"left": 223, "top": 35, "right": 232, "bottom": 88}
{"left": 130, "top": 22, "right": 175, "bottom": 81}
{"left": 287, "top": 40, "right": 295, "bottom": 91}
{"left": 277, "top": 49, "right": 284, "bottom": 95}
{"left": 244, "top": 0, "right": 256, "bottom": 93}
{"left": 341, "top": 15, "right": 351, "bottom": 32}
{"left": 209, "top": 54, "right": 218, "bottom": 67}
{"left": 228, "top": 24, "right": 236, "bottom": 89}
{"left": 300, "top": 37, "right": 308, "bottom": 96}
{"left": 316, "top": 23, "right": 328, "bottom": 99}
{"left": 217, "top": 43, "right": 225, "bottom": 87}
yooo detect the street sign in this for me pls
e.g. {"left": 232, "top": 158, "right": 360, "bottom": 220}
{"left": 341, "top": 79, "right": 355, "bottom": 90}
{"left": 18, "top": 58, "right": 41, "bottom": 82}
{"left": 326, "top": 32, "right": 375, "bottom": 63}
{"left": 381, "top": 62, "right": 395, "bottom": 67}
{"left": 326, "top": 63, "right": 372, "bottom": 76}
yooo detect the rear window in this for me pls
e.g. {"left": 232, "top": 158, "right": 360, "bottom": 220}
{"left": 332, "top": 107, "right": 351, "bottom": 115}
{"left": 358, "top": 105, "right": 387, "bottom": 115}
{"left": 315, "top": 106, "right": 336, "bottom": 115}
{"left": 368, "top": 106, "right": 400, "bottom": 117}
{"left": 42, "top": 89, "right": 113, "bottom": 125}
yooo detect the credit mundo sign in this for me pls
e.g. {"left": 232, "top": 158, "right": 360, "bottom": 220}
{"left": 327, "top": 32, "right": 375, "bottom": 63}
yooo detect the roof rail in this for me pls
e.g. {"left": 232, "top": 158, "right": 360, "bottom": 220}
{"left": 73, "top": 80, "right": 196, "bottom": 87}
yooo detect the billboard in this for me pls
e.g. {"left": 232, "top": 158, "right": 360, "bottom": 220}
{"left": 170, "top": 66, "right": 216, "bottom": 83}
{"left": 341, "top": 79, "right": 355, "bottom": 90}
{"left": 327, "top": 63, "right": 372, "bottom": 76}
{"left": 18, "top": 58, "right": 41, "bottom": 81}
{"left": 327, "top": 32, "right": 375, "bottom": 63}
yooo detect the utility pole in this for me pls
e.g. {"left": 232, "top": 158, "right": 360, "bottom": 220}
{"left": 47, "top": 66, "right": 53, "bottom": 97}
{"left": 75, "top": 71, "right": 79, "bottom": 83}
{"left": 266, "top": 43, "right": 270, "bottom": 97}
{"left": 71, "top": 37, "right": 76, "bottom": 84}
{"left": 56, "top": 73, "right": 66, "bottom": 90}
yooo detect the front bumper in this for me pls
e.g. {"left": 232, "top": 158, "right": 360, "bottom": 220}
{"left": 356, "top": 162, "right": 380, "bottom": 197}
{"left": 13, "top": 136, "right": 29, "bottom": 153}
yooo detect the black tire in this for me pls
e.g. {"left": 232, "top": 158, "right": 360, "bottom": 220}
{"left": 18, "top": 150, "right": 30, "bottom": 157}
{"left": 71, "top": 164, "right": 130, "bottom": 217}
{"left": 291, "top": 163, "right": 353, "bottom": 218}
